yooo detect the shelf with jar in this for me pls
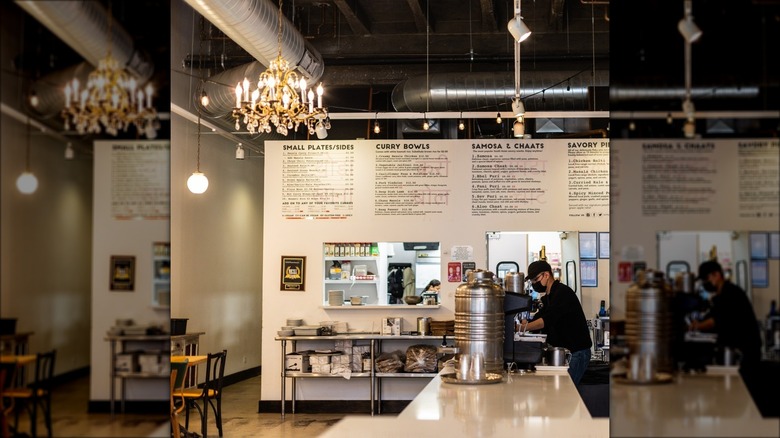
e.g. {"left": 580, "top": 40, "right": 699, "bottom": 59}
{"left": 151, "top": 242, "right": 170, "bottom": 309}
{"left": 323, "top": 242, "right": 386, "bottom": 306}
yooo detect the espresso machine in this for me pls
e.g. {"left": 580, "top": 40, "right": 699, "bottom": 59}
{"left": 503, "top": 273, "right": 546, "bottom": 371}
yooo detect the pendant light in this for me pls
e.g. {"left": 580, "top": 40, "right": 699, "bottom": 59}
{"left": 373, "top": 113, "right": 381, "bottom": 134}
{"left": 458, "top": 112, "right": 465, "bottom": 131}
{"left": 187, "top": 109, "right": 209, "bottom": 194}
{"left": 16, "top": 117, "right": 38, "bottom": 195}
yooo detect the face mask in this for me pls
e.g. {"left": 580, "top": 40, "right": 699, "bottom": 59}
{"left": 702, "top": 281, "right": 717, "bottom": 292}
{"left": 532, "top": 280, "right": 546, "bottom": 293}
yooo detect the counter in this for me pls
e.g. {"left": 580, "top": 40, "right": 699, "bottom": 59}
{"left": 611, "top": 370, "right": 780, "bottom": 437}
{"left": 319, "top": 368, "right": 608, "bottom": 437}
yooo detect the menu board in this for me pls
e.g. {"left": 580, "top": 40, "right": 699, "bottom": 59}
{"left": 110, "top": 141, "right": 170, "bottom": 220}
{"left": 641, "top": 141, "right": 718, "bottom": 216}
{"left": 267, "top": 139, "right": 609, "bottom": 230}
{"left": 738, "top": 140, "right": 779, "bottom": 219}
{"left": 470, "top": 141, "right": 549, "bottom": 216}
{"left": 280, "top": 143, "right": 355, "bottom": 219}
{"left": 567, "top": 140, "right": 610, "bottom": 218}
{"left": 373, "top": 143, "right": 452, "bottom": 216}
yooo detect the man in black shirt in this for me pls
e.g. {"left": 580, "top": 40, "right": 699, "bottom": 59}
{"left": 521, "top": 260, "right": 593, "bottom": 384}
{"left": 690, "top": 260, "right": 762, "bottom": 369}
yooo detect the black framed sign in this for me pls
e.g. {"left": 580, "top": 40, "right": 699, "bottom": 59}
{"left": 281, "top": 256, "right": 306, "bottom": 291}
{"left": 110, "top": 255, "right": 135, "bottom": 291}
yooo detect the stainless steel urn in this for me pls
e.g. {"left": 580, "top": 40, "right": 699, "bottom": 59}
{"left": 625, "top": 269, "right": 673, "bottom": 373}
{"left": 455, "top": 269, "right": 505, "bottom": 374}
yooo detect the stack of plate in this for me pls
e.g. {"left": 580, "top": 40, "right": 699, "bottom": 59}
{"left": 286, "top": 318, "right": 304, "bottom": 327}
{"left": 328, "top": 290, "right": 345, "bottom": 306}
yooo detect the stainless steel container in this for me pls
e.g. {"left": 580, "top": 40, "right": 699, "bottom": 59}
{"left": 417, "top": 317, "right": 431, "bottom": 335}
{"left": 455, "top": 269, "right": 505, "bottom": 374}
{"left": 625, "top": 270, "right": 673, "bottom": 373}
{"left": 504, "top": 272, "right": 526, "bottom": 294}
{"left": 673, "top": 272, "right": 696, "bottom": 293}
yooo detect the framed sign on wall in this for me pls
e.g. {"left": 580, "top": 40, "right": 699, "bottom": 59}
{"left": 110, "top": 256, "right": 135, "bottom": 291}
{"left": 281, "top": 256, "right": 306, "bottom": 291}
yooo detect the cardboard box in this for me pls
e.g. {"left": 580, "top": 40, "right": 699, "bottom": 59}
{"left": 382, "top": 317, "right": 402, "bottom": 336}
{"left": 115, "top": 353, "right": 136, "bottom": 372}
{"left": 285, "top": 353, "right": 311, "bottom": 372}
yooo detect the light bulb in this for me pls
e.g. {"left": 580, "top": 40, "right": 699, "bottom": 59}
{"left": 513, "top": 119, "right": 524, "bottom": 137}
{"left": 683, "top": 119, "right": 696, "bottom": 139}
{"left": 458, "top": 119, "right": 465, "bottom": 131}
{"left": 373, "top": 121, "right": 380, "bottom": 134}
{"left": 200, "top": 91, "right": 210, "bottom": 107}
{"left": 235, "top": 144, "right": 245, "bottom": 160}
{"left": 29, "top": 92, "right": 39, "bottom": 108}
{"left": 629, "top": 121, "right": 636, "bottom": 131}
{"left": 64, "top": 143, "right": 75, "bottom": 160}
{"left": 496, "top": 112, "right": 502, "bottom": 124}
{"left": 315, "top": 121, "right": 328, "bottom": 139}
{"left": 187, "top": 172, "right": 209, "bottom": 194}
{"left": 666, "top": 113, "right": 673, "bottom": 124}
{"left": 16, "top": 171, "right": 38, "bottom": 194}
{"left": 423, "top": 120, "right": 430, "bottom": 130}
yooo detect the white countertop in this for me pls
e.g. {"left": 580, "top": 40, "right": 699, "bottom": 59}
{"left": 320, "top": 368, "right": 608, "bottom": 438}
{"left": 611, "top": 371, "right": 780, "bottom": 437}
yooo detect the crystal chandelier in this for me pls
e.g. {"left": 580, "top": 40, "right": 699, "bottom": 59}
{"left": 232, "top": 0, "right": 328, "bottom": 136}
{"left": 61, "top": 7, "right": 158, "bottom": 137}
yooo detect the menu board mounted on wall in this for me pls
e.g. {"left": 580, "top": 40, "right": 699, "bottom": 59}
{"left": 281, "top": 256, "right": 306, "bottom": 291}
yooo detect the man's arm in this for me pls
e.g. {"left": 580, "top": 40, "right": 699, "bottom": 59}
{"left": 521, "top": 317, "right": 545, "bottom": 332}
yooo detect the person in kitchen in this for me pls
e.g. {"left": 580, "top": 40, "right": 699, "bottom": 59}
{"left": 688, "top": 260, "right": 776, "bottom": 417}
{"left": 520, "top": 260, "right": 592, "bottom": 385}
{"left": 422, "top": 279, "right": 441, "bottom": 293}
{"left": 688, "top": 260, "right": 761, "bottom": 370}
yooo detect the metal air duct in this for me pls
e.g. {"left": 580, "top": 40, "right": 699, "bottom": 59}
{"left": 183, "top": 0, "right": 324, "bottom": 82}
{"left": 15, "top": 1, "right": 153, "bottom": 81}
{"left": 16, "top": 0, "right": 155, "bottom": 119}
{"left": 391, "top": 70, "right": 609, "bottom": 112}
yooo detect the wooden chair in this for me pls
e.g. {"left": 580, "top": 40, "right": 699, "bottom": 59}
{"left": 170, "top": 359, "right": 189, "bottom": 438}
{"left": 1, "top": 363, "right": 18, "bottom": 438}
{"left": 175, "top": 350, "right": 227, "bottom": 438}
{"left": 5, "top": 350, "right": 56, "bottom": 438}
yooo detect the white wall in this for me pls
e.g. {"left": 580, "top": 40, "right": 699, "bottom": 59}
{"left": 610, "top": 139, "right": 780, "bottom": 320}
{"left": 169, "top": 0, "right": 265, "bottom": 379}
{"left": 1, "top": 2, "right": 92, "bottom": 376}
{"left": 89, "top": 141, "right": 170, "bottom": 401}
{"left": 260, "top": 139, "right": 610, "bottom": 402}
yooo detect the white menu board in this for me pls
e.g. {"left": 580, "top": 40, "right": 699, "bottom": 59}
{"left": 110, "top": 141, "right": 170, "bottom": 220}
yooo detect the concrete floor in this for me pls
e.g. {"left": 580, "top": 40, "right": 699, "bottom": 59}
{"left": 8, "top": 375, "right": 352, "bottom": 437}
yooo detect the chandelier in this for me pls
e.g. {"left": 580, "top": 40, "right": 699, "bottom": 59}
{"left": 232, "top": 0, "right": 329, "bottom": 136}
{"left": 61, "top": 7, "right": 158, "bottom": 137}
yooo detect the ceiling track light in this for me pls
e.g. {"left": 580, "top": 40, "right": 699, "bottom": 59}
{"left": 507, "top": 16, "right": 532, "bottom": 42}
{"left": 235, "top": 143, "right": 245, "bottom": 160}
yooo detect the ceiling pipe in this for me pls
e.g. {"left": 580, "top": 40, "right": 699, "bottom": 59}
{"left": 391, "top": 70, "right": 609, "bottom": 112}
{"left": 14, "top": 1, "right": 154, "bottom": 81}
{"left": 183, "top": 0, "right": 324, "bottom": 82}
{"left": 610, "top": 86, "right": 759, "bottom": 101}
{"left": 16, "top": 1, "right": 155, "bottom": 120}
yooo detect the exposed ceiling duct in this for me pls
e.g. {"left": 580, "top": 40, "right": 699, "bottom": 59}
{"left": 183, "top": 0, "right": 324, "bottom": 82}
{"left": 15, "top": 1, "right": 154, "bottom": 81}
{"left": 391, "top": 70, "right": 609, "bottom": 112}
{"left": 16, "top": 0, "right": 155, "bottom": 121}
{"left": 610, "top": 86, "right": 759, "bottom": 101}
